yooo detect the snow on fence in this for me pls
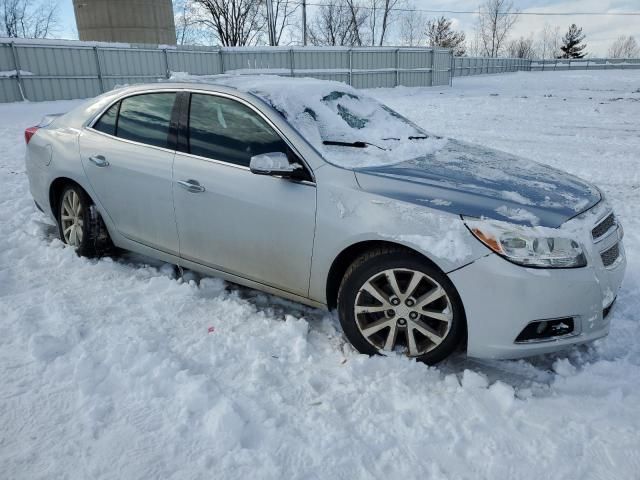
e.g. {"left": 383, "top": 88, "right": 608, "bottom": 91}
{"left": 0, "top": 39, "right": 452, "bottom": 103}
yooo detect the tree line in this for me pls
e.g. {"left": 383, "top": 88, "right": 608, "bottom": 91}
{"left": 2, "top": 0, "right": 639, "bottom": 60}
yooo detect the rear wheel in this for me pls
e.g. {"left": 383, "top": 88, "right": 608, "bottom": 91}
{"left": 57, "top": 185, "right": 109, "bottom": 257}
{"left": 337, "top": 248, "right": 465, "bottom": 364}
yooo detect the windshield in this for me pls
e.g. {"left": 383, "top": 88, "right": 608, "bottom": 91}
{"left": 205, "top": 75, "right": 448, "bottom": 168}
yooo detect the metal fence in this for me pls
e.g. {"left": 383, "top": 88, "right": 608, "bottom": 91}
{"left": 3, "top": 38, "right": 638, "bottom": 103}
{"left": 0, "top": 40, "right": 452, "bottom": 103}
{"left": 530, "top": 58, "right": 640, "bottom": 71}
{"left": 452, "top": 56, "right": 532, "bottom": 76}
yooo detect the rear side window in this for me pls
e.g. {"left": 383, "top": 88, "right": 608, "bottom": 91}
{"left": 116, "top": 93, "right": 176, "bottom": 149}
{"left": 93, "top": 102, "right": 119, "bottom": 136}
{"left": 188, "top": 93, "right": 288, "bottom": 167}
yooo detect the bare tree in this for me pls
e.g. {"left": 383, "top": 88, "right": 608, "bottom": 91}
{"left": 269, "top": 0, "right": 300, "bottom": 45}
{"left": 608, "top": 35, "right": 639, "bottom": 59}
{"left": 507, "top": 35, "right": 536, "bottom": 58}
{"left": 175, "top": 0, "right": 207, "bottom": 45}
{"left": 193, "top": 0, "right": 265, "bottom": 46}
{"left": 1, "top": 0, "right": 58, "bottom": 38}
{"left": 426, "top": 16, "right": 466, "bottom": 56}
{"left": 398, "top": 10, "right": 426, "bottom": 46}
{"left": 477, "top": 0, "right": 518, "bottom": 57}
{"left": 537, "top": 23, "right": 561, "bottom": 60}
{"left": 308, "top": 0, "right": 367, "bottom": 46}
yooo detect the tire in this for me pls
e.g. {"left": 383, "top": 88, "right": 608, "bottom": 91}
{"left": 337, "top": 247, "right": 465, "bottom": 364}
{"left": 57, "top": 184, "right": 109, "bottom": 257}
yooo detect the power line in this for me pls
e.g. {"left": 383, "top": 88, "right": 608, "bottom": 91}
{"left": 299, "top": 2, "right": 640, "bottom": 16}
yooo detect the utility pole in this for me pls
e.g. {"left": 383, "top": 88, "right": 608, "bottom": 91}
{"left": 266, "top": 0, "right": 276, "bottom": 46}
{"left": 302, "top": 0, "right": 307, "bottom": 46}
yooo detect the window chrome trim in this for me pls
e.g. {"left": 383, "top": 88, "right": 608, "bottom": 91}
{"left": 87, "top": 88, "right": 180, "bottom": 129}
{"left": 173, "top": 150, "right": 316, "bottom": 187}
{"left": 85, "top": 86, "right": 316, "bottom": 184}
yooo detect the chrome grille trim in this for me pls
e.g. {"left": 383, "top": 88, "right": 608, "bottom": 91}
{"left": 592, "top": 213, "right": 616, "bottom": 241}
{"left": 601, "top": 242, "right": 620, "bottom": 267}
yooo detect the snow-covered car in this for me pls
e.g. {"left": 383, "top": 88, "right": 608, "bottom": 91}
{"left": 24, "top": 75, "right": 626, "bottom": 363}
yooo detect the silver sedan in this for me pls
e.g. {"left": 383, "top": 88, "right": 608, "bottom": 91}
{"left": 25, "top": 76, "right": 626, "bottom": 363}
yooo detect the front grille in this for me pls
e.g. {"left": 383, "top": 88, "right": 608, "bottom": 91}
{"left": 592, "top": 213, "right": 615, "bottom": 240}
{"left": 601, "top": 242, "right": 620, "bottom": 267}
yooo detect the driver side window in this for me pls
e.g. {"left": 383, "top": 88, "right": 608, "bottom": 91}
{"left": 188, "top": 93, "right": 289, "bottom": 168}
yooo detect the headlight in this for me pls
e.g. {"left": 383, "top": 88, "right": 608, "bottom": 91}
{"left": 463, "top": 217, "right": 587, "bottom": 268}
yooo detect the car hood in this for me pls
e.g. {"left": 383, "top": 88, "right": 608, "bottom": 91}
{"left": 354, "top": 139, "right": 601, "bottom": 228}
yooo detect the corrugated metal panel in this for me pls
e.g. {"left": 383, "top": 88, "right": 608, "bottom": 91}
{"left": 293, "top": 71, "right": 349, "bottom": 83}
{"left": 352, "top": 71, "right": 395, "bottom": 88}
{"left": 16, "top": 45, "right": 98, "bottom": 76}
{"left": 22, "top": 77, "right": 101, "bottom": 101}
{"left": 222, "top": 49, "right": 291, "bottom": 73}
{"left": 398, "top": 49, "right": 432, "bottom": 70}
{"left": 293, "top": 49, "right": 349, "bottom": 70}
{"left": 351, "top": 49, "right": 395, "bottom": 70}
{"left": 102, "top": 76, "right": 164, "bottom": 91}
{"left": 98, "top": 48, "right": 165, "bottom": 76}
{"left": 398, "top": 71, "right": 432, "bottom": 87}
{"left": 0, "top": 78, "right": 21, "bottom": 103}
{"left": 167, "top": 50, "right": 221, "bottom": 75}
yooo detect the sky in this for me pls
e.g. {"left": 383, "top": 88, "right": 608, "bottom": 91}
{"left": 54, "top": 0, "right": 640, "bottom": 57}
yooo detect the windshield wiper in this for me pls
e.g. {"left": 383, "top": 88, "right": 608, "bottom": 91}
{"left": 323, "top": 140, "right": 387, "bottom": 150}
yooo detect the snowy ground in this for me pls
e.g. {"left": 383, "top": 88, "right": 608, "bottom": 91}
{"left": 1, "top": 71, "right": 639, "bottom": 479}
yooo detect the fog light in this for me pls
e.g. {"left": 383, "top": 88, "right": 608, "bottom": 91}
{"left": 515, "top": 318, "right": 575, "bottom": 343}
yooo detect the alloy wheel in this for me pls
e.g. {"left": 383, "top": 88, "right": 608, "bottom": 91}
{"left": 60, "top": 189, "right": 84, "bottom": 247}
{"left": 354, "top": 268, "right": 453, "bottom": 357}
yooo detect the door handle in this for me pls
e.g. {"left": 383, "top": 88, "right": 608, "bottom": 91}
{"left": 89, "top": 155, "right": 109, "bottom": 167}
{"left": 177, "top": 179, "right": 205, "bottom": 193}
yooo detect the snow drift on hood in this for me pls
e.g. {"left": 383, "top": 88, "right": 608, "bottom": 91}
{"left": 169, "top": 73, "right": 448, "bottom": 168}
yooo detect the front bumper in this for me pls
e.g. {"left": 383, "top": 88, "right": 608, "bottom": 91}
{"left": 450, "top": 234, "right": 626, "bottom": 360}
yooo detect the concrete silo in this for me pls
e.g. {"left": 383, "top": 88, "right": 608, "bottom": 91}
{"left": 73, "top": 0, "right": 177, "bottom": 45}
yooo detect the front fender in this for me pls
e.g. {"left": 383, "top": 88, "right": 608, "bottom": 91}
{"left": 308, "top": 165, "right": 489, "bottom": 304}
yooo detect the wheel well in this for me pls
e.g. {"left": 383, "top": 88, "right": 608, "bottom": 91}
{"left": 49, "top": 177, "right": 84, "bottom": 218}
{"left": 325, "top": 240, "right": 443, "bottom": 311}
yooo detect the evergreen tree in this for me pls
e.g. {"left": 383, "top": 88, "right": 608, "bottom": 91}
{"left": 559, "top": 24, "right": 587, "bottom": 59}
{"left": 426, "top": 16, "right": 466, "bottom": 56}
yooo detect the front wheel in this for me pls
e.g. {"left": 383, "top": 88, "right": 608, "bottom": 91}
{"left": 337, "top": 248, "right": 465, "bottom": 364}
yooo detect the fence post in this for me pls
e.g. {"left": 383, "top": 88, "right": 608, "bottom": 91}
{"left": 218, "top": 48, "right": 225, "bottom": 74}
{"left": 395, "top": 48, "right": 399, "bottom": 87}
{"left": 348, "top": 48, "right": 353, "bottom": 86}
{"left": 163, "top": 48, "right": 170, "bottom": 78}
{"left": 430, "top": 48, "right": 436, "bottom": 85}
{"left": 9, "top": 42, "right": 26, "bottom": 101}
{"left": 93, "top": 46, "right": 105, "bottom": 93}
{"left": 289, "top": 48, "right": 295, "bottom": 77}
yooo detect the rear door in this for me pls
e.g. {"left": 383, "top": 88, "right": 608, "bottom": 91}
{"left": 80, "top": 91, "right": 180, "bottom": 255}
{"left": 172, "top": 92, "right": 317, "bottom": 296}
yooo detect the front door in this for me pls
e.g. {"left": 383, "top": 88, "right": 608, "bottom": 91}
{"left": 173, "top": 92, "right": 316, "bottom": 296}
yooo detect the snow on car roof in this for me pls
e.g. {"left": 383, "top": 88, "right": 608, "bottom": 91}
{"left": 169, "top": 73, "right": 448, "bottom": 168}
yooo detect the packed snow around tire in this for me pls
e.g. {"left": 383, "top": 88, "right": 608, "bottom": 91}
{"left": 2, "top": 71, "right": 639, "bottom": 479}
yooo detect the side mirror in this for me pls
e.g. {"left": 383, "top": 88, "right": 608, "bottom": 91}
{"left": 249, "top": 152, "right": 301, "bottom": 177}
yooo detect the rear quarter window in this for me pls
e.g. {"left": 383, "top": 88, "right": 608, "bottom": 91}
{"left": 93, "top": 102, "right": 119, "bottom": 136}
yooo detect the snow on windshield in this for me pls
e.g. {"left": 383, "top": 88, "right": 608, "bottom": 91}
{"left": 170, "top": 74, "right": 448, "bottom": 168}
